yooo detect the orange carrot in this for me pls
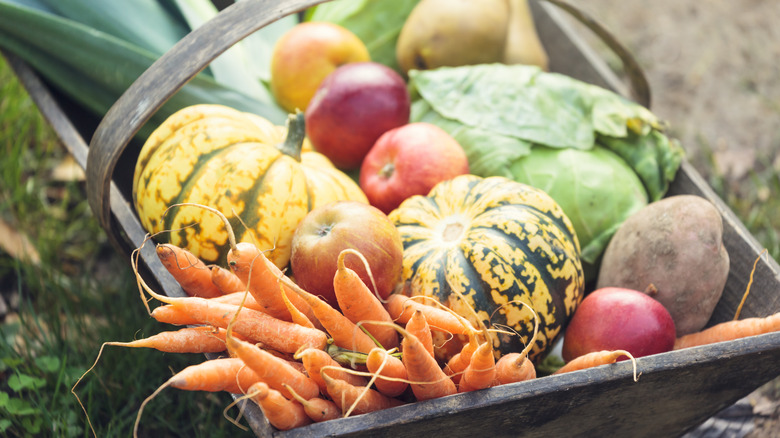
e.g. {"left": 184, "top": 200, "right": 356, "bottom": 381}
{"left": 494, "top": 300, "right": 539, "bottom": 385}
{"left": 385, "top": 293, "right": 475, "bottom": 336}
{"left": 211, "top": 265, "right": 246, "bottom": 295}
{"left": 227, "top": 241, "right": 317, "bottom": 324}
{"left": 398, "top": 325, "right": 458, "bottom": 401}
{"left": 457, "top": 341, "right": 496, "bottom": 392}
{"left": 146, "top": 295, "right": 327, "bottom": 354}
{"left": 674, "top": 312, "right": 780, "bottom": 350}
{"left": 168, "top": 357, "right": 263, "bottom": 394}
{"left": 279, "top": 280, "right": 316, "bottom": 329}
{"left": 494, "top": 352, "right": 536, "bottom": 385}
{"left": 284, "top": 276, "right": 378, "bottom": 354}
{"left": 444, "top": 334, "right": 480, "bottom": 384}
{"left": 554, "top": 349, "right": 638, "bottom": 381}
{"left": 132, "top": 357, "right": 266, "bottom": 437}
{"left": 321, "top": 371, "right": 404, "bottom": 416}
{"left": 227, "top": 336, "right": 320, "bottom": 401}
{"left": 284, "top": 383, "right": 342, "bottom": 423}
{"left": 156, "top": 243, "right": 223, "bottom": 298}
{"left": 248, "top": 381, "right": 313, "bottom": 430}
{"left": 296, "top": 347, "right": 368, "bottom": 394}
{"left": 208, "top": 291, "right": 264, "bottom": 312}
{"left": 405, "top": 309, "right": 434, "bottom": 358}
{"left": 365, "top": 347, "right": 409, "bottom": 398}
{"left": 334, "top": 249, "right": 399, "bottom": 350}
{"left": 107, "top": 326, "right": 230, "bottom": 353}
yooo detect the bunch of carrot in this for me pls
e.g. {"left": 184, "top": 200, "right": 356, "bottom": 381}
{"left": 69, "top": 205, "right": 547, "bottom": 437}
{"left": 73, "top": 205, "right": 780, "bottom": 437}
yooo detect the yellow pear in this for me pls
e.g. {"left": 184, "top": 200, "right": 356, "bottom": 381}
{"left": 396, "top": 0, "right": 548, "bottom": 74}
{"left": 396, "top": 0, "right": 510, "bottom": 74}
{"left": 503, "top": 0, "right": 549, "bottom": 70}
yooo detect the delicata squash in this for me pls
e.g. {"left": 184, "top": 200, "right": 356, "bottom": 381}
{"left": 133, "top": 104, "right": 367, "bottom": 268}
{"left": 389, "top": 174, "right": 585, "bottom": 362}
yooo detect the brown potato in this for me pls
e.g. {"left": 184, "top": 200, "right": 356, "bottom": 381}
{"left": 596, "top": 195, "right": 730, "bottom": 336}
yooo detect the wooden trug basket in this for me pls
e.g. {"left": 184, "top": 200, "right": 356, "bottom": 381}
{"left": 5, "top": 0, "right": 780, "bottom": 436}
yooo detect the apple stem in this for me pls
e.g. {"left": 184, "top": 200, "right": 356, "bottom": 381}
{"left": 379, "top": 162, "right": 395, "bottom": 179}
{"left": 277, "top": 111, "right": 306, "bottom": 162}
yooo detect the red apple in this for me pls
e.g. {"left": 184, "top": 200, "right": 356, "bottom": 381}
{"left": 359, "top": 122, "right": 470, "bottom": 214}
{"left": 562, "top": 287, "right": 676, "bottom": 362}
{"left": 305, "top": 61, "right": 411, "bottom": 170}
{"left": 290, "top": 200, "right": 404, "bottom": 307}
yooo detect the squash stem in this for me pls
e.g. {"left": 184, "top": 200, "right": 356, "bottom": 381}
{"left": 277, "top": 111, "right": 306, "bottom": 162}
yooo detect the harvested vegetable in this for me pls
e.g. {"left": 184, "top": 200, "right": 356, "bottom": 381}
{"left": 673, "top": 312, "right": 780, "bottom": 350}
{"left": 134, "top": 107, "right": 367, "bottom": 268}
{"left": 389, "top": 174, "right": 585, "bottom": 362}
{"left": 597, "top": 195, "right": 730, "bottom": 336}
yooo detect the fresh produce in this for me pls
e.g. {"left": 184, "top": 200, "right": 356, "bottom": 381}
{"left": 510, "top": 146, "right": 649, "bottom": 281}
{"left": 359, "top": 122, "right": 470, "bottom": 214}
{"left": 227, "top": 241, "right": 318, "bottom": 324}
{"left": 285, "top": 274, "right": 379, "bottom": 354}
{"left": 396, "top": 0, "right": 547, "bottom": 74}
{"left": 398, "top": 325, "right": 459, "bottom": 401}
{"left": 503, "top": 0, "right": 550, "bottom": 68}
{"left": 407, "top": 64, "right": 685, "bottom": 282}
{"left": 210, "top": 265, "right": 245, "bottom": 295}
{"left": 270, "top": 21, "right": 370, "bottom": 113}
{"left": 156, "top": 243, "right": 225, "bottom": 298}
{"left": 389, "top": 174, "right": 585, "bottom": 362}
{"left": 366, "top": 347, "right": 409, "bottom": 397}
{"left": 132, "top": 104, "right": 367, "bottom": 268}
{"left": 673, "top": 312, "right": 780, "bottom": 350}
{"left": 596, "top": 195, "right": 730, "bottom": 336}
{"left": 396, "top": 0, "right": 509, "bottom": 73}
{"left": 227, "top": 335, "right": 320, "bottom": 400}
{"left": 333, "top": 249, "right": 400, "bottom": 350}
{"left": 495, "top": 351, "right": 536, "bottom": 384}
{"left": 561, "top": 287, "right": 677, "bottom": 362}
{"left": 248, "top": 382, "right": 313, "bottom": 430}
{"left": 404, "top": 309, "right": 434, "bottom": 357}
{"left": 290, "top": 200, "right": 404, "bottom": 306}
{"left": 384, "top": 293, "right": 475, "bottom": 337}
{"left": 553, "top": 350, "right": 638, "bottom": 379}
{"left": 322, "top": 373, "right": 405, "bottom": 415}
{"left": 305, "top": 61, "right": 411, "bottom": 169}
{"left": 457, "top": 341, "right": 498, "bottom": 392}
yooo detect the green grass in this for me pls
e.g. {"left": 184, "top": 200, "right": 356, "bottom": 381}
{"left": 0, "top": 56, "right": 254, "bottom": 437}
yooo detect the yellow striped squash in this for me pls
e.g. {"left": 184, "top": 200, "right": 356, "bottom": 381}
{"left": 388, "top": 174, "right": 584, "bottom": 362}
{"left": 133, "top": 104, "right": 367, "bottom": 268}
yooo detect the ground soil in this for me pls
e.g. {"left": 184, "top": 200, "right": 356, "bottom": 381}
{"left": 565, "top": 1, "right": 780, "bottom": 436}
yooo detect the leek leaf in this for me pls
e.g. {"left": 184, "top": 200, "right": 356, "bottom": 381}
{"left": 0, "top": 0, "right": 287, "bottom": 133}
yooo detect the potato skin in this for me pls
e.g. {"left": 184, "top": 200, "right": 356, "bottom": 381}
{"left": 596, "top": 195, "right": 729, "bottom": 336}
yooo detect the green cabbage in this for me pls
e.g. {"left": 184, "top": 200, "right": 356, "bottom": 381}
{"left": 408, "top": 64, "right": 685, "bottom": 281}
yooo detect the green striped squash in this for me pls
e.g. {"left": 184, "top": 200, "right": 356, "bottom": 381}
{"left": 388, "top": 174, "right": 585, "bottom": 362}
{"left": 133, "top": 104, "right": 367, "bottom": 268}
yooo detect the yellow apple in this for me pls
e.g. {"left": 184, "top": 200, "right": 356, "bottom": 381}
{"left": 270, "top": 22, "right": 371, "bottom": 113}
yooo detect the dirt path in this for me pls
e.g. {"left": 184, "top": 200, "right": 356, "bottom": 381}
{"left": 567, "top": 0, "right": 780, "bottom": 181}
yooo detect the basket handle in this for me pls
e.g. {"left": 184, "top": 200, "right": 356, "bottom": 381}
{"left": 541, "top": 0, "right": 651, "bottom": 108}
{"left": 85, "top": 0, "right": 327, "bottom": 237}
